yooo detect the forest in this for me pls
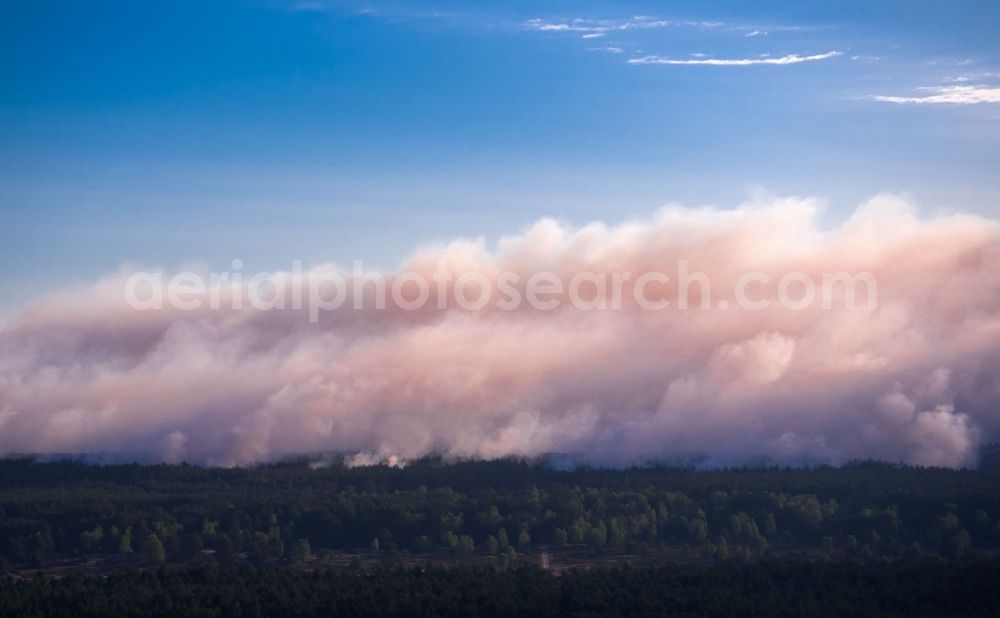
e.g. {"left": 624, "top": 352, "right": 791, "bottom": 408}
{"left": 3, "top": 561, "right": 1000, "bottom": 617}
{"left": 3, "top": 456, "right": 1000, "bottom": 615}
{"left": 2, "top": 455, "right": 1000, "bottom": 573}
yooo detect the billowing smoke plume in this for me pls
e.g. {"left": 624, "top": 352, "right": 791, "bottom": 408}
{"left": 2, "top": 194, "right": 999, "bottom": 467}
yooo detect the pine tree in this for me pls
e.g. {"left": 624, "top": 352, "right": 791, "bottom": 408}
{"left": 140, "top": 534, "right": 166, "bottom": 564}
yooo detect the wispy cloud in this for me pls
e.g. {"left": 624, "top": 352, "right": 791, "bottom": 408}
{"left": 521, "top": 16, "right": 720, "bottom": 34}
{"left": 628, "top": 51, "right": 841, "bottom": 66}
{"left": 588, "top": 46, "right": 624, "bottom": 55}
{"left": 522, "top": 15, "right": 809, "bottom": 41}
{"left": 869, "top": 85, "right": 1000, "bottom": 105}
{"left": 734, "top": 23, "right": 806, "bottom": 37}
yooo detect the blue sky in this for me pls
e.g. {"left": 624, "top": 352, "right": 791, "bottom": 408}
{"left": 2, "top": 0, "right": 999, "bottom": 311}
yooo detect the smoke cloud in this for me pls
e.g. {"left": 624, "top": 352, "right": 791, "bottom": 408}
{"left": 2, "top": 194, "right": 999, "bottom": 467}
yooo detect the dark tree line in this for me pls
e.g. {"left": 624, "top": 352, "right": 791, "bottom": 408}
{"left": 2, "top": 456, "right": 1000, "bottom": 568}
{"left": 3, "top": 561, "right": 1000, "bottom": 618}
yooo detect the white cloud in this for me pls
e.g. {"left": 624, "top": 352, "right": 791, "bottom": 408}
{"left": 2, "top": 195, "right": 1000, "bottom": 468}
{"left": 588, "top": 46, "right": 624, "bottom": 55}
{"left": 581, "top": 32, "right": 605, "bottom": 39}
{"left": 521, "top": 16, "right": 718, "bottom": 34}
{"left": 628, "top": 51, "right": 841, "bottom": 66}
{"left": 870, "top": 85, "right": 1000, "bottom": 105}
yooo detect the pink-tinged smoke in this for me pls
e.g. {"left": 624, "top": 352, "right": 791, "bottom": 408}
{"left": 1, "top": 194, "right": 999, "bottom": 467}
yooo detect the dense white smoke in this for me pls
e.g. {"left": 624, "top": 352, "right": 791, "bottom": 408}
{"left": 1, "top": 194, "right": 999, "bottom": 467}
